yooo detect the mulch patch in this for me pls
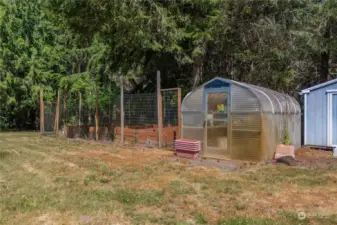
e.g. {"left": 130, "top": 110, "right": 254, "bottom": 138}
{"left": 295, "top": 148, "right": 337, "bottom": 167}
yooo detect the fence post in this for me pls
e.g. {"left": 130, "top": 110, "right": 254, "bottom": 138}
{"left": 157, "top": 71, "right": 162, "bottom": 148}
{"left": 79, "top": 92, "right": 82, "bottom": 126}
{"left": 40, "top": 87, "right": 44, "bottom": 135}
{"left": 95, "top": 84, "right": 100, "bottom": 141}
{"left": 120, "top": 76, "right": 124, "bottom": 145}
{"left": 63, "top": 91, "right": 67, "bottom": 128}
{"left": 177, "top": 88, "right": 182, "bottom": 139}
{"left": 54, "top": 90, "right": 60, "bottom": 137}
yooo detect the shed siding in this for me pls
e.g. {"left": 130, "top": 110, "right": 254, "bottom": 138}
{"left": 306, "top": 82, "right": 337, "bottom": 146}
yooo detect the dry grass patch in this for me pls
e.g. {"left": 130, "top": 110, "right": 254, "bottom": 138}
{"left": 1, "top": 133, "right": 337, "bottom": 225}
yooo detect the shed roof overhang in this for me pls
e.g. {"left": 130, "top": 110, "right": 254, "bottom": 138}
{"left": 301, "top": 78, "right": 337, "bottom": 94}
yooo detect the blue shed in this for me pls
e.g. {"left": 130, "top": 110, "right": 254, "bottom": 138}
{"left": 301, "top": 78, "right": 337, "bottom": 148}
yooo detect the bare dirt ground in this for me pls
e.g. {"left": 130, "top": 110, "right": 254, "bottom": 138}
{"left": 1, "top": 132, "right": 337, "bottom": 225}
{"left": 295, "top": 148, "right": 337, "bottom": 167}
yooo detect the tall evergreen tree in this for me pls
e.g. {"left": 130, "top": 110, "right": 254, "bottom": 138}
{"left": 1, "top": 0, "right": 337, "bottom": 129}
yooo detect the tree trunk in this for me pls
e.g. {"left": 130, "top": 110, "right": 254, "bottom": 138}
{"left": 192, "top": 60, "right": 204, "bottom": 88}
{"left": 192, "top": 42, "right": 207, "bottom": 88}
{"left": 320, "top": 19, "right": 331, "bottom": 82}
{"left": 320, "top": 51, "right": 330, "bottom": 82}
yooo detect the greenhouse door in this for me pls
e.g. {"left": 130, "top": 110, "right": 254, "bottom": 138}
{"left": 205, "top": 91, "right": 229, "bottom": 158}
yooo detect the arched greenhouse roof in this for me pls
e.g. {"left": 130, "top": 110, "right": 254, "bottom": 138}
{"left": 182, "top": 77, "right": 300, "bottom": 114}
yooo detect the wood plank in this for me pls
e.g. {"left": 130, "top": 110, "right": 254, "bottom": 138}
{"left": 303, "top": 145, "right": 335, "bottom": 151}
{"left": 40, "top": 88, "right": 44, "bottom": 135}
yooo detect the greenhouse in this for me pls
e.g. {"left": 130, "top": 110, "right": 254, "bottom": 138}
{"left": 181, "top": 77, "right": 301, "bottom": 161}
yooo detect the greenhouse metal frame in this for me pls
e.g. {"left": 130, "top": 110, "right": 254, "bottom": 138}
{"left": 181, "top": 77, "right": 301, "bottom": 161}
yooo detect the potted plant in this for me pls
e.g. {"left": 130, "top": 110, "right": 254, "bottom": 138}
{"left": 275, "top": 124, "right": 295, "bottom": 160}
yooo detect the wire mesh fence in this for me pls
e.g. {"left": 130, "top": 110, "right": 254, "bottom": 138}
{"left": 42, "top": 82, "right": 181, "bottom": 149}
{"left": 44, "top": 101, "right": 59, "bottom": 133}
{"left": 44, "top": 94, "right": 120, "bottom": 141}
{"left": 124, "top": 93, "right": 158, "bottom": 127}
{"left": 162, "top": 90, "right": 179, "bottom": 127}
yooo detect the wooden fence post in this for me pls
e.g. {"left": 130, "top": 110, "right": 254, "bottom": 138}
{"left": 40, "top": 87, "right": 44, "bottom": 135}
{"left": 95, "top": 84, "right": 100, "bottom": 141}
{"left": 120, "top": 76, "right": 124, "bottom": 145}
{"left": 79, "top": 92, "right": 82, "bottom": 126}
{"left": 157, "top": 71, "right": 162, "bottom": 148}
{"left": 63, "top": 92, "right": 67, "bottom": 126}
{"left": 177, "top": 88, "right": 182, "bottom": 139}
{"left": 54, "top": 90, "right": 60, "bottom": 136}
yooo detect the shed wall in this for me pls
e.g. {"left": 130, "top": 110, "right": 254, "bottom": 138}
{"left": 305, "top": 82, "right": 337, "bottom": 146}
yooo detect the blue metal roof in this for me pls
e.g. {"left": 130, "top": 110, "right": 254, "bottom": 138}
{"left": 301, "top": 78, "right": 337, "bottom": 94}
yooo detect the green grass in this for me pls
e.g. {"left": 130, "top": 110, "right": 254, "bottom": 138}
{"left": 215, "top": 179, "right": 242, "bottom": 194}
{"left": 0, "top": 132, "right": 337, "bottom": 225}
{"left": 168, "top": 180, "right": 196, "bottom": 196}
{"left": 194, "top": 213, "right": 208, "bottom": 224}
{"left": 243, "top": 166, "right": 334, "bottom": 187}
{"left": 112, "top": 188, "right": 164, "bottom": 205}
{"left": 217, "top": 217, "right": 275, "bottom": 225}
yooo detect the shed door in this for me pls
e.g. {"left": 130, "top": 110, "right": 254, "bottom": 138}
{"left": 327, "top": 93, "right": 337, "bottom": 146}
{"left": 332, "top": 95, "right": 337, "bottom": 146}
{"left": 205, "top": 92, "right": 229, "bottom": 158}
